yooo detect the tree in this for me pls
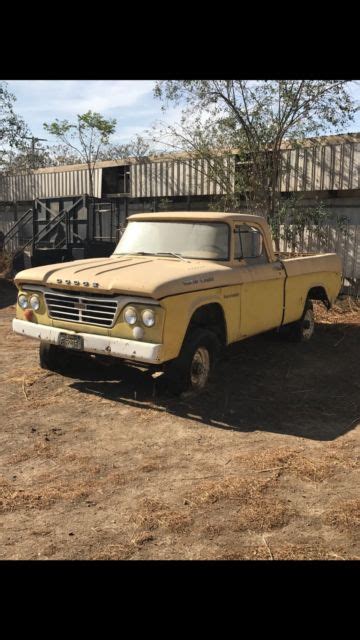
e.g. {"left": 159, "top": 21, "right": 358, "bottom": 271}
{"left": 95, "top": 134, "right": 155, "bottom": 162}
{"left": 153, "top": 81, "right": 358, "bottom": 244}
{"left": 43, "top": 111, "right": 116, "bottom": 196}
{"left": 0, "top": 81, "right": 30, "bottom": 171}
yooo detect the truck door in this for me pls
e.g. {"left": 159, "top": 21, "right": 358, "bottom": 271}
{"left": 234, "top": 224, "right": 285, "bottom": 337}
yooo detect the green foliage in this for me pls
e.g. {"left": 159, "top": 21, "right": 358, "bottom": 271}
{"left": 0, "top": 81, "right": 30, "bottom": 171}
{"left": 43, "top": 110, "right": 117, "bottom": 195}
{"left": 153, "top": 80, "right": 359, "bottom": 226}
{"left": 97, "top": 135, "right": 154, "bottom": 162}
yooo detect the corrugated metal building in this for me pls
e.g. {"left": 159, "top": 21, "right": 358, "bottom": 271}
{"left": 1, "top": 132, "right": 359, "bottom": 205}
{"left": 0, "top": 166, "right": 103, "bottom": 201}
{"left": 1, "top": 133, "right": 360, "bottom": 283}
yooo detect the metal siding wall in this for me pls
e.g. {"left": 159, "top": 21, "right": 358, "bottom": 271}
{"left": 196, "top": 159, "right": 203, "bottom": 195}
{"left": 229, "top": 156, "right": 236, "bottom": 193}
{"left": 349, "top": 144, "right": 355, "bottom": 189}
{"left": 128, "top": 157, "right": 236, "bottom": 198}
{"left": 306, "top": 148, "right": 314, "bottom": 190}
{"left": 353, "top": 143, "right": 360, "bottom": 189}
{"left": 2, "top": 144, "right": 360, "bottom": 202}
{"left": 188, "top": 160, "right": 194, "bottom": 196}
{"left": 202, "top": 159, "right": 208, "bottom": 195}
{"left": 162, "top": 162, "right": 168, "bottom": 197}
{"left": 183, "top": 162, "right": 189, "bottom": 196}
{"left": 333, "top": 145, "right": 342, "bottom": 190}
{"left": 278, "top": 142, "right": 360, "bottom": 193}
{"left": 323, "top": 146, "right": 331, "bottom": 190}
{"left": 168, "top": 161, "right": 174, "bottom": 197}
{"left": 342, "top": 144, "right": 351, "bottom": 190}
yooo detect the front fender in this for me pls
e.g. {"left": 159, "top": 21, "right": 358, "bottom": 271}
{"left": 160, "top": 289, "right": 224, "bottom": 361}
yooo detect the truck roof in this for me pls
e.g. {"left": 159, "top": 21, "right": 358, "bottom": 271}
{"left": 128, "top": 211, "right": 267, "bottom": 225}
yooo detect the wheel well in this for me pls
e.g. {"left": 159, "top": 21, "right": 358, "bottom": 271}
{"left": 186, "top": 303, "right": 227, "bottom": 346}
{"left": 307, "top": 286, "right": 330, "bottom": 309}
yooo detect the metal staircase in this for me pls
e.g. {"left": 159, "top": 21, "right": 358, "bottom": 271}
{"left": 3, "top": 207, "right": 33, "bottom": 254}
{"left": 1, "top": 195, "right": 120, "bottom": 274}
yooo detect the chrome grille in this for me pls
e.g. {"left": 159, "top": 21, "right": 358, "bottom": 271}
{"left": 44, "top": 291, "right": 118, "bottom": 327}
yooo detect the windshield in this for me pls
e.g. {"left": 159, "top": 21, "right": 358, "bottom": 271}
{"left": 114, "top": 221, "right": 230, "bottom": 260}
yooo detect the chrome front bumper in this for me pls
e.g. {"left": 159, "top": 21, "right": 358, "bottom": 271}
{"left": 12, "top": 319, "right": 163, "bottom": 364}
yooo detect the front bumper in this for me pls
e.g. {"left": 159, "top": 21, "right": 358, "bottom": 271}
{"left": 12, "top": 319, "right": 163, "bottom": 364}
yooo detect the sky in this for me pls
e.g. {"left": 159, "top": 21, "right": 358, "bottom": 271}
{"left": 5, "top": 80, "right": 182, "bottom": 147}
{"left": 5, "top": 80, "right": 360, "bottom": 149}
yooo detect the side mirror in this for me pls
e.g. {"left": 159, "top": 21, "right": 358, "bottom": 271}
{"left": 251, "top": 231, "right": 263, "bottom": 258}
{"left": 235, "top": 227, "right": 263, "bottom": 259}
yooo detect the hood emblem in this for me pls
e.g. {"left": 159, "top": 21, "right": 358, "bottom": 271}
{"left": 55, "top": 279, "right": 99, "bottom": 288}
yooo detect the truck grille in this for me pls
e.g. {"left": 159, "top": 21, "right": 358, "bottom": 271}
{"left": 44, "top": 291, "right": 119, "bottom": 328}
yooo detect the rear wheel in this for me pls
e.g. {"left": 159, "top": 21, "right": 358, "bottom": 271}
{"left": 285, "top": 299, "right": 315, "bottom": 342}
{"left": 164, "top": 328, "right": 220, "bottom": 395}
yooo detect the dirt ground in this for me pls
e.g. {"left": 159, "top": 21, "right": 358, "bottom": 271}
{"left": 1, "top": 279, "right": 359, "bottom": 560}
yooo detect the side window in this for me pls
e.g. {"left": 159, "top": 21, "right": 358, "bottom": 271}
{"left": 234, "top": 225, "right": 268, "bottom": 263}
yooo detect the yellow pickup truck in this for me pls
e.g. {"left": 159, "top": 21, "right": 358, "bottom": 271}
{"left": 13, "top": 212, "right": 342, "bottom": 393}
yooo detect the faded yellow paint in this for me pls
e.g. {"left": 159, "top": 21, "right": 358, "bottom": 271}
{"left": 14, "top": 212, "right": 342, "bottom": 366}
{"left": 282, "top": 271, "right": 341, "bottom": 324}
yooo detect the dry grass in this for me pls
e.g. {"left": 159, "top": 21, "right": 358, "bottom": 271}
{"left": 0, "top": 461, "right": 129, "bottom": 514}
{"left": 131, "top": 497, "right": 192, "bottom": 533}
{"left": 314, "top": 298, "right": 360, "bottom": 324}
{"left": 184, "top": 474, "right": 275, "bottom": 507}
{"left": 89, "top": 530, "right": 155, "bottom": 560}
{"left": 8, "top": 441, "right": 55, "bottom": 464}
{"left": 131, "top": 531, "right": 155, "bottom": 546}
{"left": 233, "top": 497, "right": 293, "bottom": 532}
{"left": 90, "top": 544, "right": 134, "bottom": 560}
{"left": 231, "top": 444, "right": 359, "bottom": 483}
{"left": 139, "top": 462, "right": 163, "bottom": 473}
{"left": 0, "top": 477, "right": 91, "bottom": 512}
{"left": 221, "top": 543, "right": 347, "bottom": 560}
{"left": 183, "top": 469, "right": 293, "bottom": 533}
{"left": 325, "top": 499, "right": 360, "bottom": 533}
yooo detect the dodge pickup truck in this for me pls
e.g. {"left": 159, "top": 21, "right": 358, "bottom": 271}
{"left": 13, "top": 212, "right": 342, "bottom": 393}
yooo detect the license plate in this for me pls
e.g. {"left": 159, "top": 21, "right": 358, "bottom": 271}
{"left": 58, "top": 333, "right": 83, "bottom": 351}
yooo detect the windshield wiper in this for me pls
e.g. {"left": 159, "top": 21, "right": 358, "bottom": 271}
{"left": 133, "top": 251, "right": 156, "bottom": 256}
{"left": 154, "top": 252, "right": 187, "bottom": 262}
{"left": 116, "top": 251, "right": 187, "bottom": 261}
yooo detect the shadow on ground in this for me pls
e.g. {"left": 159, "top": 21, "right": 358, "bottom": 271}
{"left": 67, "top": 322, "right": 360, "bottom": 441}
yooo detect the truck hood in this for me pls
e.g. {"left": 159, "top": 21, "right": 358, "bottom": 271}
{"left": 14, "top": 254, "right": 232, "bottom": 299}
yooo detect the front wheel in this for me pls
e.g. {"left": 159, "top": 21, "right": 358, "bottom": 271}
{"left": 164, "top": 328, "right": 220, "bottom": 395}
{"left": 39, "top": 342, "right": 76, "bottom": 372}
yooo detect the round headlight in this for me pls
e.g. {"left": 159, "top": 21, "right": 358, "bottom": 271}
{"left": 18, "top": 294, "right": 28, "bottom": 309}
{"left": 142, "top": 309, "right": 155, "bottom": 327}
{"left": 124, "top": 306, "right": 138, "bottom": 325}
{"left": 29, "top": 294, "right": 40, "bottom": 311}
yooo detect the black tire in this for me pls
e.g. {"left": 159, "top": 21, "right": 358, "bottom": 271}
{"left": 164, "top": 328, "right": 220, "bottom": 395}
{"left": 284, "top": 299, "right": 315, "bottom": 343}
{"left": 39, "top": 342, "right": 74, "bottom": 372}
